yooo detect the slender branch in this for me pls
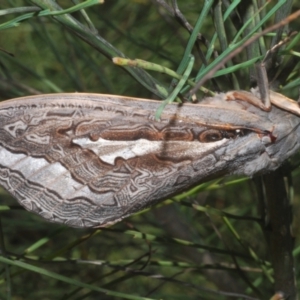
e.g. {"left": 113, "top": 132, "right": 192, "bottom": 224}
{"left": 262, "top": 167, "right": 297, "bottom": 299}
{"left": 189, "top": 9, "right": 300, "bottom": 96}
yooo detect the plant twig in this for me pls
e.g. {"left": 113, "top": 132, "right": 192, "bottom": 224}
{"left": 262, "top": 167, "right": 296, "bottom": 299}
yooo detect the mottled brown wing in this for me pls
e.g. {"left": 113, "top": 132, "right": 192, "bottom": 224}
{"left": 0, "top": 93, "right": 276, "bottom": 227}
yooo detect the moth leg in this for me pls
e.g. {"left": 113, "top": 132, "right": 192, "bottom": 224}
{"left": 226, "top": 89, "right": 300, "bottom": 117}
{"left": 225, "top": 61, "right": 272, "bottom": 111}
{"left": 225, "top": 90, "right": 271, "bottom": 111}
{"left": 269, "top": 90, "right": 300, "bottom": 117}
{"left": 225, "top": 64, "right": 300, "bottom": 116}
{"left": 255, "top": 32, "right": 300, "bottom": 116}
{"left": 225, "top": 89, "right": 300, "bottom": 116}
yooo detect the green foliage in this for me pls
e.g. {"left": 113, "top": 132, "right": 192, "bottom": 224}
{"left": 0, "top": 1, "right": 300, "bottom": 299}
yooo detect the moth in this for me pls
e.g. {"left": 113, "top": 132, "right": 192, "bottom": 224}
{"left": 0, "top": 89, "right": 300, "bottom": 227}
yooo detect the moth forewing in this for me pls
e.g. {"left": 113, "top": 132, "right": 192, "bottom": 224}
{"left": 0, "top": 92, "right": 299, "bottom": 227}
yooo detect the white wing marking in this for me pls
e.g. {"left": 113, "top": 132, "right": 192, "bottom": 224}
{"left": 73, "top": 137, "right": 228, "bottom": 164}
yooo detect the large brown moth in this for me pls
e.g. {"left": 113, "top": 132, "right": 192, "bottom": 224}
{"left": 0, "top": 89, "right": 299, "bottom": 227}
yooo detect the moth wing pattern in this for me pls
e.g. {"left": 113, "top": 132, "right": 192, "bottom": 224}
{"left": 0, "top": 93, "right": 282, "bottom": 227}
{"left": 0, "top": 94, "right": 208, "bottom": 227}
